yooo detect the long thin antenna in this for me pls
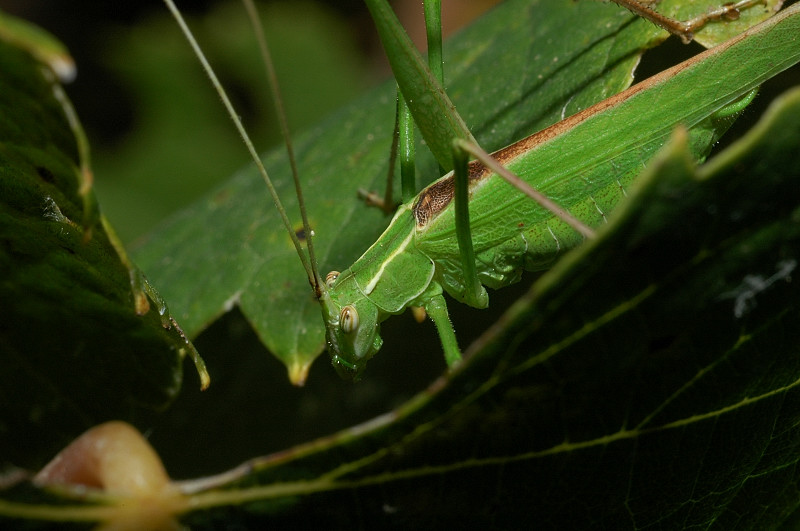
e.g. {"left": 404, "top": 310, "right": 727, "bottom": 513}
{"left": 162, "top": 0, "right": 322, "bottom": 294}
{"left": 240, "top": 0, "right": 323, "bottom": 295}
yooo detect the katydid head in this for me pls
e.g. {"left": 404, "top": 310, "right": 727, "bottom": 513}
{"left": 319, "top": 271, "right": 384, "bottom": 381}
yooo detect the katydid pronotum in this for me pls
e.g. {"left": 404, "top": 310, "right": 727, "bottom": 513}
{"left": 162, "top": 0, "right": 800, "bottom": 381}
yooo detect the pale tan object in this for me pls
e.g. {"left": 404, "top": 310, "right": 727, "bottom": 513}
{"left": 35, "top": 421, "right": 185, "bottom": 530}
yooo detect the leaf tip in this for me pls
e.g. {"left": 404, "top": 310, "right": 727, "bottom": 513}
{"left": 288, "top": 361, "right": 313, "bottom": 387}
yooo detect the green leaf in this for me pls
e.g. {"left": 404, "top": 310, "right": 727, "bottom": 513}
{"left": 5, "top": 71, "right": 800, "bottom": 531}
{"left": 0, "top": 17, "right": 198, "bottom": 469}
{"left": 134, "top": 0, "right": 777, "bottom": 381}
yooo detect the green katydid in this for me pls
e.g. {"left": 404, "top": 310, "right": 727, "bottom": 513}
{"left": 161, "top": 0, "right": 800, "bottom": 382}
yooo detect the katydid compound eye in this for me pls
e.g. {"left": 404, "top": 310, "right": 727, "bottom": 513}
{"left": 325, "top": 271, "right": 340, "bottom": 288}
{"left": 340, "top": 305, "right": 358, "bottom": 334}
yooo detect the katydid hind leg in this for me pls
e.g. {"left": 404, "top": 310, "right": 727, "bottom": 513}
{"left": 398, "top": 90, "right": 416, "bottom": 204}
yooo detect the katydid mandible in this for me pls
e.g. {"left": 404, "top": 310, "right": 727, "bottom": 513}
{"left": 163, "top": 1, "right": 800, "bottom": 380}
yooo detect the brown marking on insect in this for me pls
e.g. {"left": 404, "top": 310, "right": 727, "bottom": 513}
{"left": 413, "top": 159, "right": 487, "bottom": 226}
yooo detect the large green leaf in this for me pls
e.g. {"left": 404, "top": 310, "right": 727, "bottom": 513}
{"left": 0, "top": 14, "right": 201, "bottom": 469}
{"left": 134, "top": 0, "right": 783, "bottom": 382}
{"left": 4, "top": 71, "right": 799, "bottom": 531}
{"left": 1, "top": 2, "right": 799, "bottom": 527}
